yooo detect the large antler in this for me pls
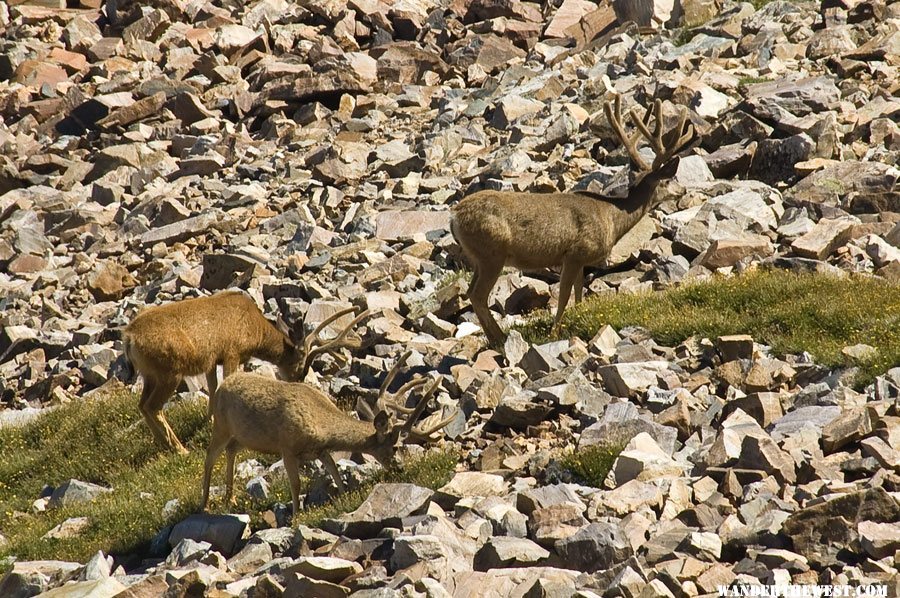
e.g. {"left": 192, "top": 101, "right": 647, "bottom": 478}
{"left": 358, "top": 351, "right": 457, "bottom": 442}
{"left": 603, "top": 95, "right": 695, "bottom": 173}
{"left": 299, "top": 306, "right": 371, "bottom": 378}
{"left": 399, "top": 376, "right": 457, "bottom": 443}
{"left": 629, "top": 101, "right": 695, "bottom": 170}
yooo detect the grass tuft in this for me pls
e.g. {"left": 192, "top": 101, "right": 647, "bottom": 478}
{"left": 516, "top": 270, "right": 900, "bottom": 388}
{"left": 0, "top": 389, "right": 458, "bottom": 566}
{"left": 559, "top": 444, "right": 623, "bottom": 488}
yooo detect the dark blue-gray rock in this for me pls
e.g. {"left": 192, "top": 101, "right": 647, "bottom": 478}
{"left": 554, "top": 522, "right": 632, "bottom": 572}
{"left": 749, "top": 133, "right": 814, "bottom": 185}
{"left": 781, "top": 488, "right": 900, "bottom": 565}
{"left": 168, "top": 513, "right": 250, "bottom": 556}
{"left": 490, "top": 391, "right": 553, "bottom": 430}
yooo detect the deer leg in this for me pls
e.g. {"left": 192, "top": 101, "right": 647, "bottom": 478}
{"left": 222, "top": 356, "right": 239, "bottom": 379}
{"left": 137, "top": 377, "right": 157, "bottom": 436}
{"left": 467, "top": 259, "right": 506, "bottom": 347}
{"left": 205, "top": 370, "right": 218, "bottom": 397}
{"left": 320, "top": 453, "right": 346, "bottom": 493}
{"left": 224, "top": 440, "right": 238, "bottom": 506}
{"left": 552, "top": 262, "right": 580, "bottom": 336}
{"left": 282, "top": 452, "right": 304, "bottom": 518}
{"left": 574, "top": 266, "right": 585, "bottom": 304}
{"left": 200, "top": 424, "right": 232, "bottom": 511}
{"left": 204, "top": 370, "right": 218, "bottom": 421}
{"left": 140, "top": 376, "right": 187, "bottom": 454}
{"left": 207, "top": 357, "right": 239, "bottom": 421}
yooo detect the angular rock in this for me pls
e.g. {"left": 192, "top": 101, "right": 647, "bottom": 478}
{"left": 555, "top": 522, "right": 632, "bottom": 573}
{"left": 168, "top": 513, "right": 250, "bottom": 556}
{"left": 323, "top": 483, "right": 433, "bottom": 537}
{"left": 791, "top": 218, "right": 855, "bottom": 260}
{"left": 474, "top": 536, "right": 550, "bottom": 570}
{"left": 48, "top": 479, "right": 112, "bottom": 509}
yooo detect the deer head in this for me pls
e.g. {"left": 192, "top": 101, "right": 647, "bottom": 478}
{"left": 603, "top": 94, "right": 696, "bottom": 182}
{"left": 357, "top": 350, "right": 458, "bottom": 466}
{"left": 279, "top": 306, "right": 372, "bottom": 381}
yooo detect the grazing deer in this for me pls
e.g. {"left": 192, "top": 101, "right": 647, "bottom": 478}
{"left": 201, "top": 353, "right": 456, "bottom": 515}
{"left": 123, "top": 290, "right": 370, "bottom": 454}
{"left": 450, "top": 95, "right": 697, "bottom": 347}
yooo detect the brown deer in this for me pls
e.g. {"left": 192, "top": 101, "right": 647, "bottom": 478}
{"left": 201, "top": 353, "right": 456, "bottom": 515}
{"left": 123, "top": 290, "right": 370, "bottom": 454}
{"left": 450, "top": 95, "right": 696, "bottom": 347}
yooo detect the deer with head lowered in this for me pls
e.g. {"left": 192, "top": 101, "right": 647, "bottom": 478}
{"left": 450, "top": 95, "right": 696, "bottom": 347}
{"left": 201, "top": 351, "right": 456, "bottom": 516}
{"left": 123, "top": 290, "right": 370, "bottom": 454}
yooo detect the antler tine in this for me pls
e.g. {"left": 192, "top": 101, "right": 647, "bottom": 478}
{"left": 401, "top": 377, "right": 442, "bottom": 433}
{"left": 381, "top": 378, "right": 429, "bottom": 415}
{"left": 408, "top": 409, "right": 459, "bottom": 443}
{"left": 628, "top": 99, "right": 665, "bottom": 155}
{"left": 630, "top": 101, "right": 695, "bottom": 170}
{"left": 668, "top": 109, "right": 694, "bottom": 150}
{"left": 603, "top": 94, "right": 650, "bottom": 172}
{"left": 378, "top": 350, "right": 413, "bottom": 397}
{"left": 301, "top": 307, "right": 371, "bottom": 375}
{"left": 653, "top": 107, "right": 694, "bottom": 169}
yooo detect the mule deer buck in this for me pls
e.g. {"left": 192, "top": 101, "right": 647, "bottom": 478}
{"left": 123, "top": 291, "right": 370, "bottom": 454}
{"left": 201, "top": 352, "right": 456, "bottom": 515}
{"left": 451, "top": 95, "right": 696, "bottom": 347}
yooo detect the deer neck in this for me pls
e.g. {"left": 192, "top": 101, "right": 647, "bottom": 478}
{"left": 326, "top": 418, "right": 379, "bottom": 451}
{"left": 609, "top": 169, "right": 668, "bottom": 242}
{"left": 257, "top": 325, "right": 295, "bottom": 367}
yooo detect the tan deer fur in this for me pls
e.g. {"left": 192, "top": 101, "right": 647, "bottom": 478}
{"left": 123, "top": 291, "right": 367, "bottom": 454}
{"left": 124, "top": 292, "right": 296, "bottom": 454}
{"left": 450, "top": 96, "right": 695, "bottom": 347}
{"left": 201, "top": 371, "right": 450, "bottom": 515}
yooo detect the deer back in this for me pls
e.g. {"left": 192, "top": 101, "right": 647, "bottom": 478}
{"left": 213, "top": 372, "right": 379, "bottom": 456}
{"left": 124, "top": 292, "right": 292, "bottom": 378}
{"left": 451, "top": 190, "right": 622, "bottom": 269}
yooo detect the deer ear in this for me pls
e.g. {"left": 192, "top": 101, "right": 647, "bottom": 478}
{"left": 374, "top": 411, "right": 391, "bottom": 438}
{"left": 276, "top": 316, "right": 300, "bottom": 346}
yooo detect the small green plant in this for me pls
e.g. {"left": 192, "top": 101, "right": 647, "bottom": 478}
{"left": 738, "top": 76, "right": 774, "bottom": 87}
{"left": 517, "top": 270, "right": 900, "bottom": 388}
{"left": 673, "top": 28, "right": 699, "bottom": 47}
{"left": 559, "top": 444, "right": 623, "bottom": 488}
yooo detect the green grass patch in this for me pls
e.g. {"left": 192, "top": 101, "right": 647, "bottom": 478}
{"left": 517, "top": 270, "right": 900, "bottom": 387}
{"left": 0, "top": 388, "right": 458, "bottom": 565}
{"left": 673, "top": 28, "right": 698, "bottom": 47}
{"left": 738, "top": 76, "right": 774, "bottom": 87}
{"left": 559, "top": 444, "right": 623, "bottom": 488}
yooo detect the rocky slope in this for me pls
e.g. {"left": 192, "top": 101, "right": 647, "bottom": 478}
{"left": 0, "top": 0, "right": 899, "bottom": 595}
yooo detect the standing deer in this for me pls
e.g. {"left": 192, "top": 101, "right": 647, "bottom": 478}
{"left": 123, "top": 290, "right": 369, "bottom": 454}
{"left": 450, "top": 95, "right": 696, "bottom": 347}
{"left": 201, "top": 353, "right": 456, "bottom": 515}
